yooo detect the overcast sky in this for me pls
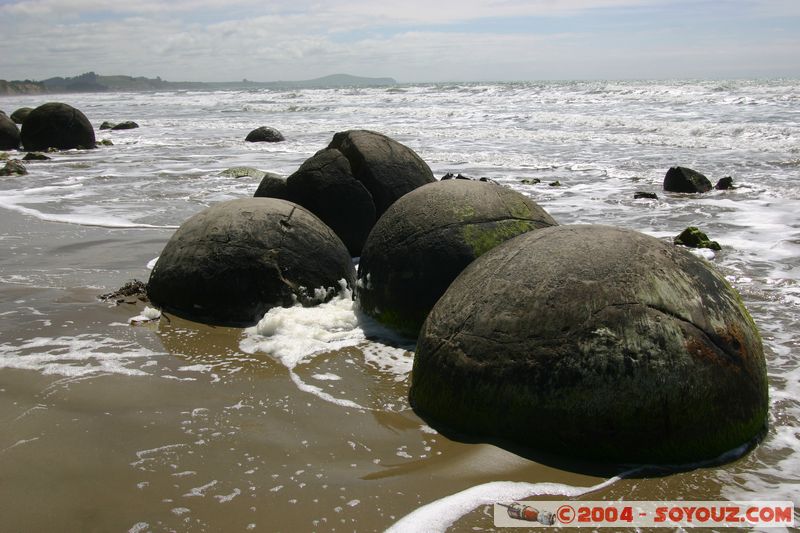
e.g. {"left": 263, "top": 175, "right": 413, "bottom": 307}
{"left": 1, "top": 0, "right": 798, "bottom": 82}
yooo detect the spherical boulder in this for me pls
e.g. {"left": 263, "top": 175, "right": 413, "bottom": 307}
{"left": 664, "top": 166, "right": 712, "bottom": 193}
{"left": 284, "top": 148, "right": 376, "bottom": 256}
{"left": 10, "top": 107, "right": 33, "bottom": 125}
{"left": 410, "top": 224, "right": 768, "bottom": 463}
{"left": 245, "top": 126, "right": 284, "bottom": 143}
{"left": 0, "top": 113, "right": 20, "bottom": 150}
{"left": 256, "top": 130, "right": 435, "bottom": 255}
{"left": 328, "top": 130, "right": 435, "bottom": 217}
{"left": 21, "top": 102, "right": 96, "bottom": 151}
{"left": 147, "top": 198, "right": 355, "bottom": 327}
{"left": 357, "top": 180, "right": 557, "bottom": 337}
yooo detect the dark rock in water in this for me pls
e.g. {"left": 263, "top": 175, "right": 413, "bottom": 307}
{"left": 21, "top": 102, "right": 96, "bottom": 151}
{"left": 22, "top": 152, "right": 50, "bottom": 161}
{"left": 441, "top": 172, "right": 471, "bottom": 180}
{"left": 520, "top": 178, "right": 541, "bottom": 185}
{"left": 10, "top": 107, "right": 33, "bottom": 125}
{"left": 253, "top": 172, "right": 289, "bottom": 200}
{"left": 715, "top": 176, "right": 735, "bottom": 190}
{"left": 0, "top": 159, "right": 27, "bottom": 176}
{"left": 674, "top": 226, "right": 721, "bottom": 251}
{"left": 100, "top": 279, "right": 149, "bottom": 305}
{"left": 97, "top": 139, "right": 114, "bottom": 146}
{"left": 410, "top": 224, "right": 768, "bottom": 463}
{"left": 357, "top": 180, "right": 557, "bottom": 337}
{"left": 245, "top": 126, "right": 285, "bottom": 143}
{"left": 0, "top": 113, "right": 20, "bottom": 150}
{"left": 111, "top": 121, "right": 139, "bottom": 130}
{"left": 284, "top": 149, "right": 376, "bottom": 256}
{"left": 147, "top": 198, "right": 355, "bottom": 327}
{"left": 634, "top": 191, "right": 658, "bottom": 199}
{"left": 256, "top": 130, "right": 435, "bottom": 256}
{"left": 663, "top": 166, "right": 712, "bottom": 193}
{"left": 219, "top": 166, "right": 268, "bottom": 179}
{"left": 99, "top": 121, "right": 115, "bottom": 130}
{"left": 549, "top": 180, "right": 561, "bottom": 187}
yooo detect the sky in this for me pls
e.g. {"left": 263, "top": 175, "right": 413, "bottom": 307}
{"left": 0, "top": 0, "right": 798, "bottom": 82}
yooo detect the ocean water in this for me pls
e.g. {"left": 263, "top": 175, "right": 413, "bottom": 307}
{"left": 0, "top": 80, "right": 798, "bottom": 531}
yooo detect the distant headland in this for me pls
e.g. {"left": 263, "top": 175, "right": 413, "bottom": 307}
{"left": 0, "top": 72, "right": 397, "bottom": 96}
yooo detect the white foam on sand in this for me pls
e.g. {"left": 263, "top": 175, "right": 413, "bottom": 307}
{"left": 386, "top": 475, "right": 625, "bottom": 533}
{"left": 239, "top": 281, "right": 414, "bottom": 408}
{"left": 0, "top": 334, "right": 160, "bottom": 377}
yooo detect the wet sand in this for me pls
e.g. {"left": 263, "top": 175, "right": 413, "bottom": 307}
{"left": 0, "top": 206, "right": 786, "bottom": 532}
{"left": 0, "top": 208, "right": 619, "bottom": 532}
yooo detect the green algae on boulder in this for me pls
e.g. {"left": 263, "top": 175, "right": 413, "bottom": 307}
{"left": 410, "top": 224, "right": 768, "bottom": 463}
{"left": 675, "top": 226, "right": 721, "bottom": 251}
{"left": 147, "top": 198, "right": 355, "bottom": 327}
{"left": 357, "top": 180, "right": 557, "bottom": 338}
{"left": 219, "top": 166, "right": 269, "bottom": 179}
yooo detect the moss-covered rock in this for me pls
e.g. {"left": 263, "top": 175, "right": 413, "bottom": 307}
{"left": 357, "top": 180, "right": 557, "bottom": 337}
{"left": 219, "top": 166, "right": 268, "bottom": 179}
{"left": 0, "top": 159, "right": 27, "bottom": 176}
{"left": 674, "top": 226, "right": 721, "bottom": 251}
{"left": 147, "top": 198, "right": 355, "bottom": 327}
{"left": 410, "top": 224, "right": 768, "bottom": 463}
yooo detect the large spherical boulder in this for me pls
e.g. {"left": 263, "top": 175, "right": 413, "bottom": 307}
{"left": 21, "top": 102, "right": 96, "bottom": 151}
{"left": 284, "top": 148, "right": 376, "bottom": 256}
{"left": 329, "top": 130, "right": 435, "bottom": 216}
{"left": 357, "top": 180, "right": 557, "bottom": 337}
{"left": 410, "top": 224, "right": 768, "bottom": 463}
{"left": 147, "top": 198, "right": 355, "bottom": 327}
{"left": 245, "top": 126, "right": 284, "bottom": 143}
{"left": 0, "top": 113, "right": 20, "bottom": 150}
{"left": 10, "top": 107, "right": 33, "bottom": 125}
{"left": 255, "top": 130, "right": 435, "bottom": 255}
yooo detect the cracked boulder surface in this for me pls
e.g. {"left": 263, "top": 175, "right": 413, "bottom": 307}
{"left": 255, "top": 130, "right": 435, "bottom": 255}
{"left": 410, "top": 224, "right": 768, "bottom": 464}
{"left": 357, "top": 179, "right": 557, "bottom": 338}
{"left": 147, "top": 198, "right": 355, "bottom": 327}
{"left": 21, "top": 102, "right": 96, "bottom": 151}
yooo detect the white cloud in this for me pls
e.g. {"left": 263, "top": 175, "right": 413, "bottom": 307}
{"left": 0, "top": 0, "right": 797, "bottom": 81}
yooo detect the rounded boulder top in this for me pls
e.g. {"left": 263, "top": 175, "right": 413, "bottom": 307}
{"left": 147, "top": 198, "right": 355, "bottom": 327}
{"left": 245, "top": 126, "right": 285, "bottom": 143}
{"left": 10, "top": 107, "right": 33, "bottom": 125}
{"left": 410, "top": 224, "right": 768, "bottom": 464}
{"left": 256, "top": 129, "right": 436, "bottom": 255}
{"left": 20, "top": 102, "right": 96, "bottom": 151}
{"left": 357, "top": 179, "right": 557, "bottom": 337}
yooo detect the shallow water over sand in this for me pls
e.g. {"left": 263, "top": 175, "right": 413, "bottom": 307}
{"left": 1, "top": 80, "right": 799, "bottom": 531}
